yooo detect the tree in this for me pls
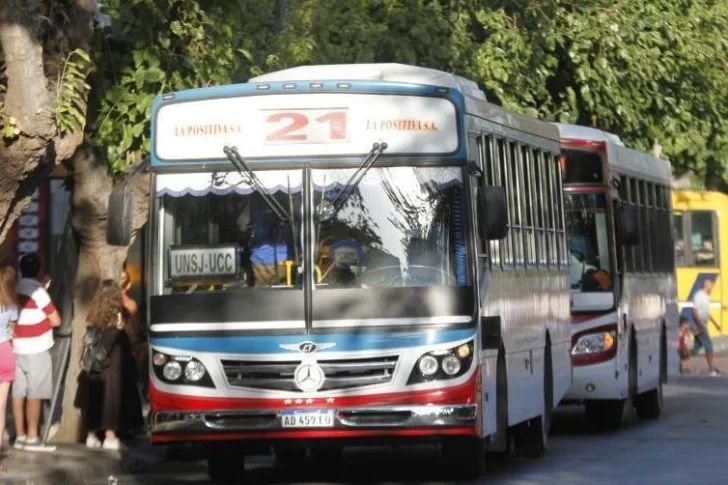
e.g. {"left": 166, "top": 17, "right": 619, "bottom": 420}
{"left": 468, "top": 0, "right": 728, "bottom": 187}
{"left": 0, "top": 0, "right": 95, "bottom": 244}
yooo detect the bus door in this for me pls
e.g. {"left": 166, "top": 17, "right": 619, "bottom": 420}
{"left": 674, "top": 210, "right": 723, "bottom": 336}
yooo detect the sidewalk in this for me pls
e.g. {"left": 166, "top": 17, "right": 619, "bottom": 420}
{"left": 0, "top": 439, "right": 175, "bottom": 485}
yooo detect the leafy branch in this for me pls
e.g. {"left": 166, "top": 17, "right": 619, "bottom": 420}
{"left": 56, "top": 48, "right": 92, "bottom": 135}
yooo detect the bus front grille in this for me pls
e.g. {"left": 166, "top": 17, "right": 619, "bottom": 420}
{"left": 220, "top": 356, "right": 399, "bottom": 392}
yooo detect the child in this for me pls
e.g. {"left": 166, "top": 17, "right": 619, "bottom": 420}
{"left": 679, "top": 317, "right": 693, "bottom": 374}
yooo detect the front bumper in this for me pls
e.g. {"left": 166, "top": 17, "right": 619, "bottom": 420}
{"left": 563, "top": 357, "right": 623, "bottom": 402}
{"left": 152, "top": 404, "right": 477, "bottom": 434}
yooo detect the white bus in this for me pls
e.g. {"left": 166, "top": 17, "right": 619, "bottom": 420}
{"left": 557, "top": 123, "right": 679, "bottom": 429}
{"left": 108, "top": 63, "right": 571, "bottom": 481}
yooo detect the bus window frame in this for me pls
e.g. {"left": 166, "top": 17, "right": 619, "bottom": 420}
{"left": 677, "top": 210, "right": 720, "bottom": 268}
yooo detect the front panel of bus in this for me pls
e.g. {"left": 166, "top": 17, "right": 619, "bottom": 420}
{"left": 673, "top": 191, "right": 726, "bottom": 338}
{"left": 143, "top": 83, "right": 483, "bottom": 444}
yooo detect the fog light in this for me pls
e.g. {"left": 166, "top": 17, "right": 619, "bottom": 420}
{"left": 456, "top": 344, "right": 471, "bottom": 359}
{"left": 163, "top": 361, "right": 182, "bottom": 381}
{"left": 585, "top": 383, "right": 596, "bottom": 393}
{"left": 441, "top": 355, "right": 461, "bottom": 376}
{"left": 153, "top": 352, "right": 167, "bottom": 366}
{"left": 184, "top": 361, "right": 206, "bottom": 382}
{"left": 419, "top": 355, "right": 438, "bottom": 376}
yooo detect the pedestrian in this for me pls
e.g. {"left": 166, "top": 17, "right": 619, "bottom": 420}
{"left": 0, "top": 261, "right": 19, "bottom": 473}
{"left": 77, "top": 282, "right": 143, "bottom": 450}
{"left": 678, "top": 316, "right": 693, "bottom": 375}
{"left": 120, "top": 269, "right": 144, "bottom": 379}
{"left": 691, "top": 277, "right": 723, "bottom": 376}
{"left": 12, "top": 253, "right": 60, "bottom": 452}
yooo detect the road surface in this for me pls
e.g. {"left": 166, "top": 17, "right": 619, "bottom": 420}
{"left": 102, "top": 357, "right": 728, "bottom": 484}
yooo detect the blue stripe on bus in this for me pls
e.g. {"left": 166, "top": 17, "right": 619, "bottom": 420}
{"left": 154, "top": 81, "right": 466, "bottom": 103}
{"left": 150, "top": 327, "right": 476, "bottom": 354}
{"left": 680, "top": 272, "right": 719, "bottom": 323}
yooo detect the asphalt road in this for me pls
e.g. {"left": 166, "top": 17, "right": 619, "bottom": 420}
{"left": 110, "top": 355, "right": 728, "bottom": 485}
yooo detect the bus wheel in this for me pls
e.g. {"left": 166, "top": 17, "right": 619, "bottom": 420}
{"left": 635, "top": 381, "right": 663, "bottom": 419}
{"left": 207, "top": 447, "right": 245, "bottom": 483}
{"left": 585, "top": 399, "right": 624, "bottom": 431}
{"left": 274, "top": 446, "right": 308, "bottom": 467}
{"left": 519, "top": 350, "right": 552, "bottom": 458}
{"left": 310, "top": 446, "right": 343, "bottom": 464}
{"left": 442, "top": 437, "right": 485, "bottom": 479}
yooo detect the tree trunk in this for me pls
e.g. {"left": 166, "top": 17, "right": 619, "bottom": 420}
{"left": 0, "top": 0, "right": 95, "bottom": 244}
{"left": 52, "top": 145, "right": 149, "bottom": 443}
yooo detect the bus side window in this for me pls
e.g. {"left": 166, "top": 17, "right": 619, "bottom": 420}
{"left": 674, "top": 212, "right": 686, "bottom": 266}
{"left": 691, "top": 211, "right": 718, "bottom": 267}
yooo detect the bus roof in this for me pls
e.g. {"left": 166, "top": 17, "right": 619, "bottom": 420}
{"left": 249, "top": 63, "right": 486, "bottom": 101}
{"left": 555, "top": 122, "right": 672, "bottom": 184}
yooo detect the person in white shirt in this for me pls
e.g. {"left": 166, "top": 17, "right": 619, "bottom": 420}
{"left": 12, "top": 254, "right": 61, "bottom": 452}
{"left": 691, "top": 277, "right": 722, "bottom": 376}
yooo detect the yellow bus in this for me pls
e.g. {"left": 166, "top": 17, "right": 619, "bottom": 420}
{"left": 672, "top": 190, "right": 728, "bottom": 339}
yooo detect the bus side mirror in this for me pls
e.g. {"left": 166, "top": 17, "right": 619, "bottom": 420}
{"left": 478, "top": 186, "right": 508, "bottom": 241}
{"left": 620, "top": 204, "right": 639, "bottom": 246}
{"left": 107, "top": 184, "right": 133, "bottom": 246}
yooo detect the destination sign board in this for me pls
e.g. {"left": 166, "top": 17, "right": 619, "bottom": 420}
{"left": 154, "top": 93, "right": 459, "bottom": 160}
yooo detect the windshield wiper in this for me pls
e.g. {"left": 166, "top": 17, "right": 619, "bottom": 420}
{"left": 318, "top": 141, "right": 388, "bottom": 222}
{"left": 223, "top": 145, "right": 291, "bottom": 223}
{"left": 224, "top": 145, "right": 299, "bottom": 263}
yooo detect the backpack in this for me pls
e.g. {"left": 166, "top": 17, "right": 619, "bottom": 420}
{"left": 80, "top": 327, "right": 112, "bottom": 374}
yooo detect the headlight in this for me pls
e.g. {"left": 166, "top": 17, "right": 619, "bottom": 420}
{"left": 572, "top": 330, "right": 616, "bottom": 355}
{"left": 408, "top": 341, "right": 474, "bottom": 385}
{"left": 163, "top": 361, "right": 182, "bottom": 380}
{"left": 185, "top": 360, "right": 206, "bottom": 382}
{"left": 441, "top": 355, "right": 462, "bottom": 376}
{"left": 418, "top": 355, "right": 439, "bottom": 376}
{"left": 151, "top": 349, "right": 215, "bottom": 388}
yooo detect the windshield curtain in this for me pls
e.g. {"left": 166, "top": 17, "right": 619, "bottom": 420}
{"left": 159, "top": 170, "right": 303, "bottom": 293}
{"left": 565, "top": 193, "right": 614, "bottom": 293}
{"left": 312, "top": 166, "right": 469, "bottom": 289}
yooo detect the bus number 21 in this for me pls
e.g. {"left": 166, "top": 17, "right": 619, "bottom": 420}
{"left": 266, "top": 111, "right": 347, "bottom": 142}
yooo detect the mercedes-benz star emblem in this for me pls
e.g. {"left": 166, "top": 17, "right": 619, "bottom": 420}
{"left": 294, "top": 363, "right": 325, "bottom": 392}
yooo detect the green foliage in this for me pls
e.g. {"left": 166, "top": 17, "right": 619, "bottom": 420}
{"left": 471, "top": 0, "right": 728, "bottom": 185}
{"left": 0, "top": 83, "right": 20, "bottom": 139}
{"left": 56, "top": 48, "right": 93, "bottom": 134}
{"left": 84, "top": 0, "right": 728, "bottom": 188}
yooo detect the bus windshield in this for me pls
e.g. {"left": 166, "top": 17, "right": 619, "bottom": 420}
{"left": 565, "top": 193, "right": 614, "bottom": 293}
{"left": 312, "top": 166, "right": 470, "bottom": 288}
{"left": 159, "top": 170, "right": 303, "bottom": 293}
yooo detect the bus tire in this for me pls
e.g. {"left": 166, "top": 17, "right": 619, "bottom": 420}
{"left": 310, "top": 446, "right": 343, "bottom": 464}
{"left": 519, "top": 344, "right": 552, "bottom": 458}
{"left": 207, "top": 447, "right": 245, "bottom": 483}
{"left": 635, "top": 382, "right": 663, "bottom": 420}
{"left": 442, "top": 436, "right": 485, "bottom": 479}
{"left": 274, "top": 446, "right": 308, "bottom": 467}
{"left": 635, "top": 330, "right": 665, "bottom": 420}
{"left": 485, "top": 347, "right": 512, "bottom": 460}
{"left": 585, "top": 399, "right": 624, "bottom": 431}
